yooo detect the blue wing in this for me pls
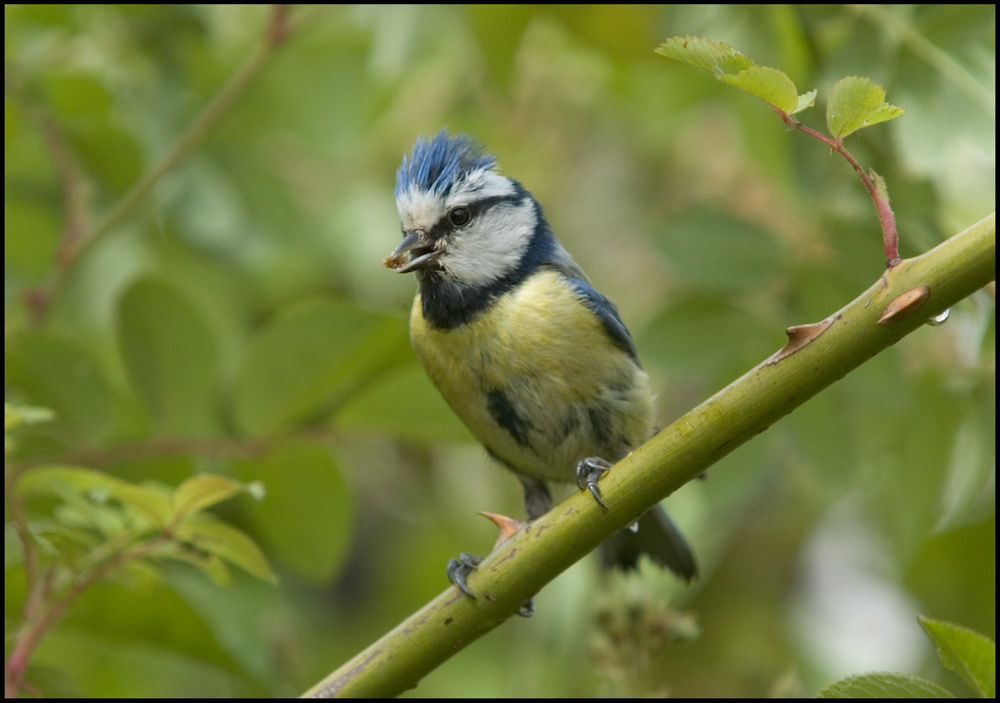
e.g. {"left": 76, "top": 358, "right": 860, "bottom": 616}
{"left": 565, "top": 277, "right": 640, "bottom": 363}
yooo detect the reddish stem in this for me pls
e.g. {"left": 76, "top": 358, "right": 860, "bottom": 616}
{"left": 4, "top": 535, "right": 170, "bottom": 697}
{"left": 771, "top": 106, "right": 901, "bottom": 267}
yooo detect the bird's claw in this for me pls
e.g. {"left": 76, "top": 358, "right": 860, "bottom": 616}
{"left": 518, "top": 598, "right": 535, "bottom": 618}
{"left": 446, "top": 552, "right": 483, "bottom": 599}
{"left": 576, "top": 457, "right": 612, "bottom": 509}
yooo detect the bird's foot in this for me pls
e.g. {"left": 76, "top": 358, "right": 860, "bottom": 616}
{"left": 445, "top": 551, "right": 535, "bottom": 617}
{"left": 576, "top": 456, "right": 613, "bottom": 509}
{"left": 446, "top": 552, "right": 483, "bottom": 599}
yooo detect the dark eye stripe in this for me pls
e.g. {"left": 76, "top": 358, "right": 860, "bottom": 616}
{"left": 427, "top": 194, "right": 523, "bottom": 240}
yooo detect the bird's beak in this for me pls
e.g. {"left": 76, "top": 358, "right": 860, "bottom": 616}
{"left": 382, "top": 230, "right": 443, "bottom": 273}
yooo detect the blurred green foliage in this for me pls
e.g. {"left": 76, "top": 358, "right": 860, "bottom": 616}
{"left": 5, "top": 4, "right": 994, "bottom": 698}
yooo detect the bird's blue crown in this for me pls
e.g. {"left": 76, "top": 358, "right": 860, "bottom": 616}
{"left": 395, "top": 130, "right": 497, "bottom": 201}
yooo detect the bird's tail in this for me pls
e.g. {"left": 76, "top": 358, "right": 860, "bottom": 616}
{"left": 599, "top": 503, "right": 697, "bottom": 582}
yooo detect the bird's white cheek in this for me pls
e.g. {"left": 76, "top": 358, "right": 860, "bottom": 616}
{"left": 442, "top": 202, "right": 535, "bottom": 286}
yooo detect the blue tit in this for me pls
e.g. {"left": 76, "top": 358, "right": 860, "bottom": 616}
{"left": 385, "top": 130, "right": 696, "bottom": 594}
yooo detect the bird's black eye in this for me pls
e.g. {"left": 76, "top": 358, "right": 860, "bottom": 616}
{"left": 449, "top": 206, "right": 472, "bottom": 227}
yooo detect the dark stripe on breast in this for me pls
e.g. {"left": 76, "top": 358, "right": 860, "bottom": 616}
{"left": 487, "top": 389, "right": 531, "bottom": 447}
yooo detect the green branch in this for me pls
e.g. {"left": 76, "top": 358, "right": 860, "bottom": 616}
{"left": 303, "top": 212, "right": 995, "bottom": 698}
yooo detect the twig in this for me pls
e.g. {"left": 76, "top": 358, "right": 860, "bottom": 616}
{"left": 5, "top": 534, "right": 171, "bottom": 697}
{"left": 770, "top": 106, "right": 900, "bottom": 267}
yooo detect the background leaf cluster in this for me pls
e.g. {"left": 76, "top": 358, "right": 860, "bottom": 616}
{"left": 5, "top": 4, "right": 995, "bottom": 698}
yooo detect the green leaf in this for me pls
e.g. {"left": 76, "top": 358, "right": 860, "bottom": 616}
{"left": 817, "top": 672, "right": 955, "bottom": 698}
{"left": 5, "top": 330, "right": 125, "bottom": 441}
{"left": 24, "top": 516, "right": 104, "bottom": 560}
{"left": 164, "top": 563, "right": 279, "bottom": 681}
{"left": 657, "top": 36, "right": 803, "bottom": 113}
{"left": 172, "top": 474, "right": 258, "bottom": 520}
{"left": 41, "top": 71, "right": 143, "bottom": 195}
{"left": 793, "top": 89, "right": 818, "bottom": 115}
{"left": 656, "top": 36, "right": 754, "bottom": 75}
{"left": 54, "top": 500, "right": 133, "bottom": 545}
{"left": 41, "top": 72, "right": 113, "bottom": 119}
{"left": 5, "top": 402, "right": 56, "bottom": 454}
{"left": 16, "top": 465, "right": 175, "bottom": 529}
{"left": 156, "top": 541, "right": 234, "bottom": 587}
{"left": 5, "top": 402, "right": 55, "bottom": 430}
{"left": 232, "top": 297, "right": 409, "bottom": 436}
{"left": 117, "top": 278, "right": 220, "bottom": 436}
{"left": 638, "top": 296, "right": 773, "bottom": 378}
{"left": 919, "top": 617, "right": 996, "bottom": 698}
{"left": 103, "top": 482, "right": 175, "bottom": 530}
{"left": 173, "top": 514, "right": 275, "bottom": 583}
{"left": 826, "top": 76, "right": 905, "bottom": 140}
{"left": 233, "top": 441, "right": 351, "bottom": 585}
{"left": 717, "top": 65, "right": 799, "bottom": 113}
{"left": 334, "top": 363, "right": 474, "bottom": 443}
{"left": 653, "top": 208, "right": 788, "bottom": 294}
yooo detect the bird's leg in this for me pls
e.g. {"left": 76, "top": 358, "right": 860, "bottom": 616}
{"left": 518, "top": 474, "right": 553, "bottom": 520}
{"left": 445, "top": 474, "right": 549, "bottom": 596}
{"left": 444, "top": 475, "right": 548, "bottom": 613}
{"left": 576, "top": 456, "right": 612, "bottom": 509}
